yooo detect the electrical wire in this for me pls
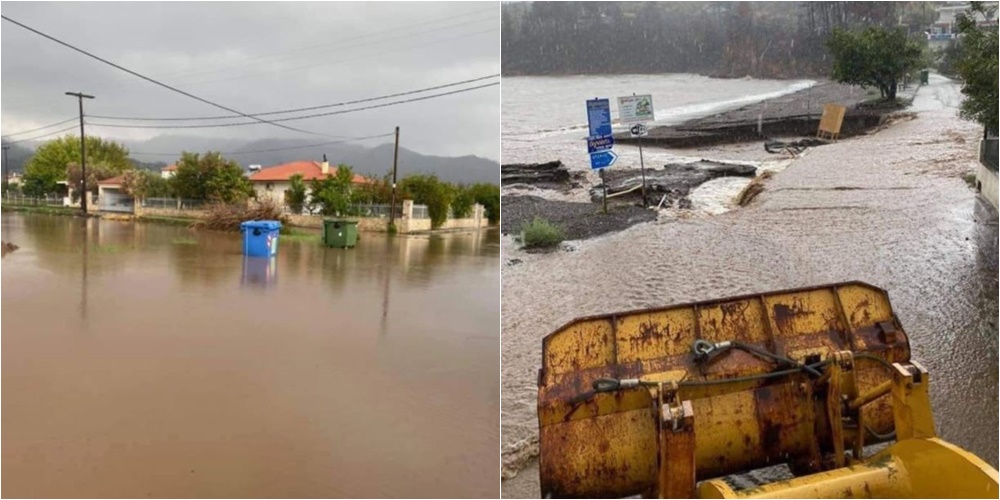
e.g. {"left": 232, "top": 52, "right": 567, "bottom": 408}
{"left": 1, "top": 117, "right": 78, "bottom": 138}
{"left": 0, "top": 15, "right": 337, "bottom": 139}
{"left": 86, "top": 81, "right": 499, "bottom": 129}
{"left": 128, "top": 132, "right": 395, "bottom": 157}
{"left": 89, "top": 74, "right": 500, "bottom": 121}
{"left": 1, "top": 124, "right": 80, "bottom": 145}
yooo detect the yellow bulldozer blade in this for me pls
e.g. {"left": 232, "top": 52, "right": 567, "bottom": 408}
{"left": 536, "top": 281, "right": 998, "bottom": 498}
{"left": 699, "top": 438, "right": 999, "bottom": 499}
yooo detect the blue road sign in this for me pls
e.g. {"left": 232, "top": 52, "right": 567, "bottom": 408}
{"left": 590, "top": 150, "right": 618, "bottom": 170}
{"left": 587, "top": 98, "right": 612, "bottom": 137}
{"left": 587, "top": 134, "right": 614, "bottom": 154}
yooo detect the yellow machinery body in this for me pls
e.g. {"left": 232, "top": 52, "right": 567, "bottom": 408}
{"left": 537, "top": 282, "right": 998, "bottom": 498}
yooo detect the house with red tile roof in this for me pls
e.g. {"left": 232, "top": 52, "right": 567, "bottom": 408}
{"left": 248, "top": 157, "right": 369, "bottom": 207}
{"left": 160, "top": 164, "right": 177, "bottom": 179}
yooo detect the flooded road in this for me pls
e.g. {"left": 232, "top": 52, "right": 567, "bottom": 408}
{"left": 501, "top": 75, "right": 997, "bottom": 497}
{"left": 2, "top": 215, "right": 500, "bottom": 498}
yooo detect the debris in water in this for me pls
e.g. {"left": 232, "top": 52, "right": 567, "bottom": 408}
{"left": 590, "top": 161, "right": 757, "bottom": 206}
{"left": 501, "top": 161, "right": 584, "bottom": 191}
{"left": 2, "top": 241, "right": 19, "bottom": 257}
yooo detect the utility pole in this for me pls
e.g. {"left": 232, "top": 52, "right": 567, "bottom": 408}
{"left": 66, "top": 91, "right": 94, "bottom": 214}
{"left": 2, "top": 145, "right": 10, "bottom": 199}
{"left": 389, "top": 126, "right": 400, "bottom": 231}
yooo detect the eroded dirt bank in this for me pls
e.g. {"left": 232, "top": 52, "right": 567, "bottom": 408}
{"left": 616, "top": 81, "right": 902, "bottom": 148}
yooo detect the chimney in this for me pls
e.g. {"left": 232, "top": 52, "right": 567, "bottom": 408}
{"left": 321, "top": 153, "right": 329, "bottom": 175}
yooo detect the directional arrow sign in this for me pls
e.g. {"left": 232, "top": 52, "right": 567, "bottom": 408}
{"left": 590, "top": 149, "right": 618, "bottom": 170}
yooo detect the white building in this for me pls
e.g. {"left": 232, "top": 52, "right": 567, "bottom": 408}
{"left": 248, "top": 158, "right": 370, "bottom": 209}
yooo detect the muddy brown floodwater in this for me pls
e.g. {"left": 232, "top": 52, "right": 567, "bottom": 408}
{"left": 2, "top": 215, "right": 499, "bottom": 498}
{"left": 502, "top": 75, "right": 998, "bottom": 497}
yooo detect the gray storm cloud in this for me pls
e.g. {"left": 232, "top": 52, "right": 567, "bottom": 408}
{"left": 1, "top": 1, "right": 500, "bottom": 160}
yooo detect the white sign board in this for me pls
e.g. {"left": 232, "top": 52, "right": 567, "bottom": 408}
{"left": 629, "top": 123, "right": 648, "bottom": 137}
{"left": 617, "top": 94, "right": 655, "bottom": 124}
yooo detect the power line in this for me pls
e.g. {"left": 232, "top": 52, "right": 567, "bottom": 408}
{"left": 129, "top": 132, "right": 395, "bottom": 157}
{"left": 87, "top": 81, "right": 499, "bottom": 129}
{"left": 1, "top": 117, "right": 78, "bottom": 137}
{"left": 90, "top": 74, "right": 500, "bottom": 122}
{"left": 0, "top": 15, "right": 338, "bottom": 139}
{"left": 1, "top": 124, "right": 80, "bottom": 145}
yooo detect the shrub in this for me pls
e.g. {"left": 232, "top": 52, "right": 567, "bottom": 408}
{"left": 308, "top": 165, "right": 356, "bottom": 216}
{"left": 285, "top": 173, "right": 307, "bottom": 214}
{"left": 451, "top": 186, "right": 475, "bottom": 219}
{"left": 468, "top": 183, "right": 500, "bottom": 224}
{"left": 193, "top": 197, "right": 288, "bottom": 232}
{"left": 173, "top": 151, "right": 252, "bottom": 203}
{"left": 399, "top": 174, "right": 453, "bottom": 229}
{"left": 520, "top": 217, "right": 564, "bottom": 249}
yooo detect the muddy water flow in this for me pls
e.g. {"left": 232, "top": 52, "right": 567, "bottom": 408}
{"left": 501, "top": 74, "right": 998, "bottom": 497}
{"left": 2, "top": 216, "right": 500, "bottom": 498}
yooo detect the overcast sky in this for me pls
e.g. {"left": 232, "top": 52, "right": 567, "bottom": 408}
{"left": 0, "top": 2, "right": 500, "bottom": 161}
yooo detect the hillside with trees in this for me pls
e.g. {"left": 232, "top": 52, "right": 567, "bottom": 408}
{"left": 501, "top": 2, "right": 937, "bottom": 78}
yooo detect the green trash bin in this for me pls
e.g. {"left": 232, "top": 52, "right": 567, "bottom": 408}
{"left": 920, "top": 69, "right": 929, "bottom": 86}
{"left": 323, "top": 219, "right": 359, "bottom": 248}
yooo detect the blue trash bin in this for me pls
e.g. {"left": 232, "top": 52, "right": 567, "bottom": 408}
{"left": 240, "top": 220, "right": 282, "bottom": 257}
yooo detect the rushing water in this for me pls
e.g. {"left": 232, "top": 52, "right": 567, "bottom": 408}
{"left": 1, "top": 214, "right": 500, "bottom": 498}
{"left": 502, "top": 74, "right": 814, "bottom": 214}
{"left": 501, "top": 74, "right": 998, "bottom": 497}
{"left": 502, "top": 73, "right": 814, "bottom": 170}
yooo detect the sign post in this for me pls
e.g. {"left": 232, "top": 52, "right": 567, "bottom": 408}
{"left": 618, "top": 94, "right": 655, "bottom": 206}
{"left": 587, "top": 98, "right": 615, "bottom": 214}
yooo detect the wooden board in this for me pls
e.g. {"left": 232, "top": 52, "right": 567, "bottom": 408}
{"left": 817, "top": 103, "right": 847, "bottom": 140}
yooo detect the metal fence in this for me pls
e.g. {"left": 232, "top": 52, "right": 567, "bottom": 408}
{"left": 283, "top": 203, "right": 411, "bottom": 219}
{"left": 141, "top": 197, "right": 206, "bottom": 210}
{"left": 982, "top": 138, "right": 998, "bottom": 174}
{"left": 99, "top": 192, "right": 134, "bottom": 213}
{"left": 2, "top": 194, "right": 65, "bottom": 207}
{"left": 412, "top": 204, "right": 429, "bottom": 219}
{"left": 350, "top": 204, "right": 400, "bottom": 218}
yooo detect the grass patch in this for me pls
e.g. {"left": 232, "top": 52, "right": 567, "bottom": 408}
{"left": 962, "top": 173, "right": 978, "bottom": 189}
{"left": 172, "top": 236, "right": 198, "bottom": 245}
{"left": 136, "top": 215, "right": 197, "bottom": 227}
{"left": 2, "top": 204, "right": 79, "bottom": 216}
{"left": 279, "top": 227, "right": 322, "bottom": 243}
{"left": 93, "top": 244, "right": 121, "bottom": 254}
{"left": 519, "top": 217, "right": 564, "bottom": 249}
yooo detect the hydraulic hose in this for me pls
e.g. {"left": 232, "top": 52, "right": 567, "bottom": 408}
{"left": 692, "top": 339, "right": 824, "bottom": 378}
{"left": 592, "top": 360, "right": 830, "bottom": 393}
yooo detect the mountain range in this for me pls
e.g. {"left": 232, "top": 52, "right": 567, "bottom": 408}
{"left": 2, "top": 135, "right": 500, "bottom": 185}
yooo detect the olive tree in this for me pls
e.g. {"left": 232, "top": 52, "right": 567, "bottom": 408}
{"left": 827, "top": 26, "right": 924, "bottom": 101}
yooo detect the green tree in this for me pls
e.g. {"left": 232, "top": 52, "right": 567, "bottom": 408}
{"left": 827, "top": 26, "right": 924, "bottom": 101}
{"left": 451, "top": 185, "right": 475, "bottom": 219}
{"left": 467, "top": 183, "right": 500, "bottom": 225}
{"left": 4, "top": 182, "right": 21, "bottom": 196}
{"left": 352, "top": 172, "right": 392, "bottom": 205}
{"left": 284, "top": 173, "right": 307, "bottom": 213}
{"left": 936, "top": 40, "right": 964, "bottom": 77}
{"left": 399, "top": 173, "right": 453, "bottom": 229}
{"left": 308, "top": 164, "right": 357, "bottom": 216}
{"left": 172, "top": 151, "right": 251, "bottom": 203}
{"left": 954, "top": 2, "right": 999, "bottom": 131}
{"left": 121, "top": 169, "right": 171, "bottom": 201}
{"left": 66, "top": 162, "right": 121, "bottom": 201}
{"left": 22, "top": 135, "right": 132, "bottom": 196}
